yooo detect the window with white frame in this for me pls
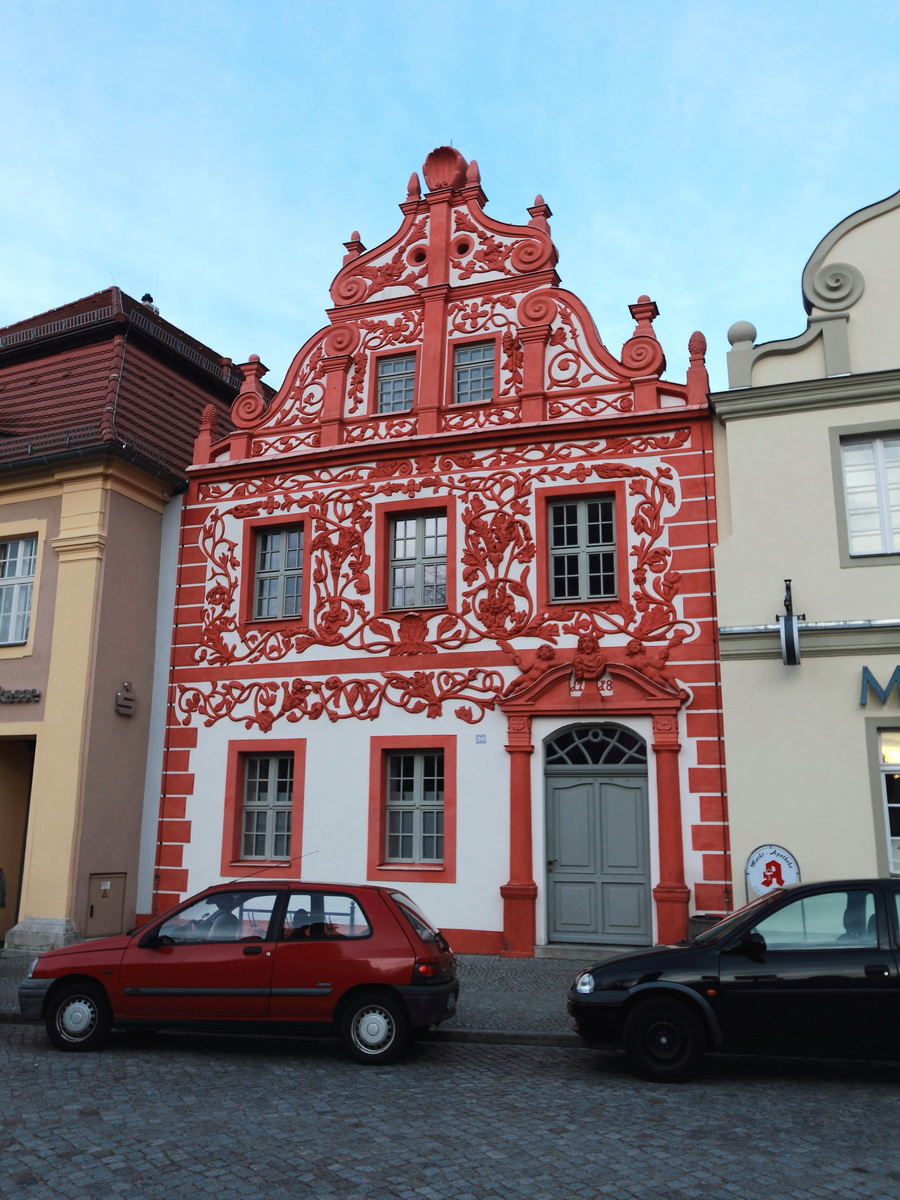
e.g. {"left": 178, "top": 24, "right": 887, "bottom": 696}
{"left": 549, "top": 497, "right": 616, "bottom": 601}
{"left": 241, "top": 753, "right": 294, "bottom": 859}
{"left": 386, "top": 750, "right": 444, "bottom": 863}
{"left": 377, "top": 354, "right": 416, "bottom": 414}
{"left": 0, "top": 536, "right": 37, "bottom": 645}
{"left": 254, "top": 527, "right": 303, "bottom": 619}
{"left": 841, "top": 435, "right": 900, "bottom": 555}
{"left": 880, "top": 729, "right": 900, "bottom": 873}
{"left": 453, "top": 342, "right": 494, "bottom": 404}
{"left": 389, "top": 513, "right": 447, "bottom": 608}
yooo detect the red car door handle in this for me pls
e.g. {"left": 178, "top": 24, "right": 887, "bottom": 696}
{"left": 243, "top": 945, "right": 263, "bottom": 956}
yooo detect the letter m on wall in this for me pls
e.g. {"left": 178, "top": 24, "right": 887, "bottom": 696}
{"left": 860, "top": 666, "right": 900, "bottom": 706}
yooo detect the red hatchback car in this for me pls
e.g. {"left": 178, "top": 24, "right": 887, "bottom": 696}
{"left": 19, "top": 881, "right": 459, "bottom": 1063}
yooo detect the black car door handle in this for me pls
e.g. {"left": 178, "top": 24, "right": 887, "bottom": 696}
{"left": 865, "top": 964, "right": 890, "bottom": 977}
{"left": 243, "top": 945, "right": 263, "bottom": 956}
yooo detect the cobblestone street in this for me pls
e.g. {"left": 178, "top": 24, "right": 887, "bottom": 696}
{"left": 3, "top": 1020, "right": 900, "bottom": 1200}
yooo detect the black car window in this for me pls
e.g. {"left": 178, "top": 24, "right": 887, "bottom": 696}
{"left": 693, "top": 891, "right": 784, "bottom": 945}
{"left": 753, "top": 889, "right": 877, "bottom": 950}
{"left": 281, "top": 892, "right": 372, "bottom": 940}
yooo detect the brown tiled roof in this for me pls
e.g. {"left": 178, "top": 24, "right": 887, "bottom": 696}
{"left": 0, "top": 288, "right": 238, "bottom": 477}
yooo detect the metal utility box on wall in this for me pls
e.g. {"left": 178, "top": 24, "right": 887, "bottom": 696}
{"left": 84, "top": 873, "right": 126, "bottom": 938}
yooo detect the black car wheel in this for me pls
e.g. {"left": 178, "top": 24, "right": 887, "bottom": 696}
{"left": 623, "top": 998, "right": 705, "bottom": 1082}
{"left": 45, "top": 981, "right": 113, "bottom": 1052}
{"left": 340, "top": 993, "right": 409, "bottom": 1064}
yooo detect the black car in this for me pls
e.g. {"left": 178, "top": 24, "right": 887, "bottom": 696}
{"left": 567, "top": 879, "right": 900, "bottom": 1081}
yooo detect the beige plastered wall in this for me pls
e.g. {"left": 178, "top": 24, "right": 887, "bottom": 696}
{"left": 721, "top": 652, "right": 899, "bottom": 905}
{"left": 12, "top": 458, "right": 169, "bottom": 936}
{"left": 716, "top": 386, "right": 900, "bottom": 901}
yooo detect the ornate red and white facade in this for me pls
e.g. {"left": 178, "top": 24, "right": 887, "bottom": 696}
{"left": 144, "top": 148, "right": 729, "bottom": 954}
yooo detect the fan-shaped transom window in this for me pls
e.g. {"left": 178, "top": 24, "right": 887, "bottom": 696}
{"left": 545, "top": 725, "right": 646, "bottom": 767}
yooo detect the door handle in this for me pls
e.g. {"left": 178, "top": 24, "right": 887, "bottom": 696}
{"left": 243, "top": 945, "right": 263, "bottom": 956}
{"left": 865, "top": 964, "right": 890, "bottom": 977}
{"left": 547, "top": 859, "right": 558, "bottom": 871}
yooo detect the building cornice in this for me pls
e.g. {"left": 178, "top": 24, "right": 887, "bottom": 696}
{"left": 710, "top": 367, "right": 900, "bottom": 423}
{"left": 719, "top": 620, "right": 900, "bottom": 660}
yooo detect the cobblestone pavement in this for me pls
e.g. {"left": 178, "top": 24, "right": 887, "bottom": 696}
{"left": 3, "top": 1022, "right": 900, "bottom": 1200}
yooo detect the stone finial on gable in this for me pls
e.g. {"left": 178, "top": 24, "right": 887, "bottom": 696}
{"left": 193, "top": 403, "right": 218, "bottom": 464}
{"left": 232, "top": 354, "right": 270, "bottom": 429}
{"left": 342, "top": 231, "right": 367, "bottom": 265}
{"left": 528, "top": 194, "right": 552, "bottom": 236}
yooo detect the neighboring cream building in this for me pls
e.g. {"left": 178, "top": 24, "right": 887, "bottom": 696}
{"left": 0, "top": 290, "right": 237, "bottom": 950}
{"left": 712, "top": 189, "right": 900, "bottom": 902}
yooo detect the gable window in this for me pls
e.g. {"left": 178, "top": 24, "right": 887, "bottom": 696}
{"left": 0, "top": 536, "right": 37, "bottom": 645}
{"left": 254, "top": 526, "right": 303, "bottom": 619}
{"left": 841, "top": 435, "right": 900, "bottom": 555}
{"left": 241, "top": 753, "right": 294, "bottom": 860}
{"left": 389, "top": 513, "right": 447, "bottom": 608}
{"left": 549, "top": 497, "right": 616, "bottom": 601}
{"left": 386, "top": 750, "right": 444, "bottom": 863}
{"left": 453, "top": 342, "right": 494, "bottom": 404}
{"left": 377, "top": 354, "right": 416, "bottom": 414}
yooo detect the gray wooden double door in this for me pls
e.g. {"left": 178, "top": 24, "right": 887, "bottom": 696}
{"left": 546, "top": 772, "right": 651, "bottom": 945}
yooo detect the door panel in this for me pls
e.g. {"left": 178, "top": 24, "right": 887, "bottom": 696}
{"left": 547, "top": 773, "right": 650, "bottom": 945}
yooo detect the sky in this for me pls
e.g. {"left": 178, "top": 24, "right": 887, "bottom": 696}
{"left": 1, "top": 1, "right": 898, "bottom": 394}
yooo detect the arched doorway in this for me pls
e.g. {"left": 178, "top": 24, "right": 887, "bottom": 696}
{"left": 545, "top": 724, "right": 651, "bottom": 945}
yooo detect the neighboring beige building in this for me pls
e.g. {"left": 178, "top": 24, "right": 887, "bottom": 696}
{"left": 0, "top": 290, "right": 237, "bottom": 950}
{"left": 712, "top": 189, "right": 900, "bottom": 904}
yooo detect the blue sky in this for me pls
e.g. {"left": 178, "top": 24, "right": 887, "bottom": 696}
{"left": 1, "top": 0, "right": 898, "bottom": 392}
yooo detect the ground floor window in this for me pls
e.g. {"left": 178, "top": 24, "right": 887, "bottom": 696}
{"left": 386, "top": 750, "right": 444, "bottom": 862}
{"left": 881, "top": 730, "right": 900, "bottom": 872}
{"left": 241, "top": 753, "right": 294, "bottom": 860}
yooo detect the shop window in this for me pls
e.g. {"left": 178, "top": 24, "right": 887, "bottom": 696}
{"left": 881, "top": 729, "right": 900, "bottom": 873}
{"left": 386, "top": 750, "right": 444, "bottom": 863}
{"left": 377, "top": 354, "right": 416, "bottom": 414}
{"left": 254, "top": 526, "right": 303, "bottom": 619}
{"left": 241, "top": 753, "right": 294, "bottom": 860}
{"left": 548, "top": 497, "right": 616, "bottom": 601}
{"left": 0, "top": 535, "right": 37, "bottom": 646}
{"left": 389, "top": 512, "right": 447, "bottom": 608}
{"left": 841, "top": 435, "right": 900, "bottom": 556}
{"left": 453, "top": 342, "right": 494, "bottom": 404}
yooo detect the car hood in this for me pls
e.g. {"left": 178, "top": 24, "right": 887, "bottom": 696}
{"left": 37, "top": 933, "right": 133, "bottom": 962}
{"left": 582, "top": 942, "right": 698, "bottom": 976}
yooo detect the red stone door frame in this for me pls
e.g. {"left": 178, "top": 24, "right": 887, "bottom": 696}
{"left": 498, "top": 662, "right": 690, "bottom": 956}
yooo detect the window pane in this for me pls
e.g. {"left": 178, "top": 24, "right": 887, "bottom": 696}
{"left": 254, "top": 526, "right": 303, "bottom": 619}
{"left": 389, "top": 513, "right": 447, "bottom": 609}
{"left": 377, "top": 355, "right": 416, "bottom": 413}
{"left": 242, "top": 754, "right": 293, "bottom": 859}
{"left": 549, "top": 499, "right": 616, "bottom": 601}
{"left": 454, "top": 342, "right": 494, "bottom": 404}
{"left": 385, "top": 749, "right": 444, "bottom": 862}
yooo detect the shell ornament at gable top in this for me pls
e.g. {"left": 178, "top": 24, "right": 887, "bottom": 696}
{"left": 422, "top": 146, "right": 469, "bottom": 191}
{"left": 808, "top": 261, "right": 865, "bottom": 311}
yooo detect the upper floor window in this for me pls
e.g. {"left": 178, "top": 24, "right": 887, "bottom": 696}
{"left": 254, "top": 527, "right": 303, "bottom": 619}
{"left": 549, "top": 498, "right": 616, "bottom": 602}
{"left": 0, "top": 536, "right": 37, "bottom": 645}
{"left": 377, "top": 354, "right": 416, "bottom": 414}
{"left": 385, "top": 750, "right": 444, "bottom": 863}
{"left": 390, "top": 513, "right": 447, "bottom": 608}
{"left": 841, "top": 435, "right": 900, "bottom": 555}
{"left": 453, "top": 342, "right": 494, "bottom": 404}
{"left": 242, "top": 753, "right": 294, "bottom": 860}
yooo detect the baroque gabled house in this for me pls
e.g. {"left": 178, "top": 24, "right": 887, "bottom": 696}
{"left": 0, "top": 289, "right": 238, "bottom": 949}
{"left": 144, "top": 148, "right": 728, "bottom": 954}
